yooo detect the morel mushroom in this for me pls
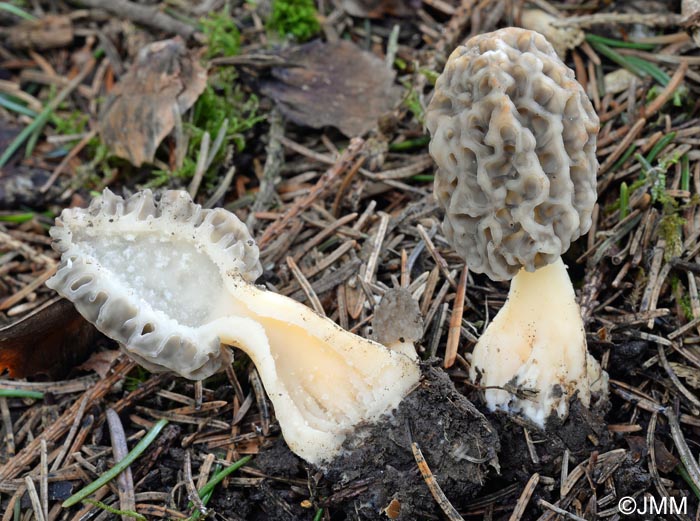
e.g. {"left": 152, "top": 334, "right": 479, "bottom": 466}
{"left": 46, "top": 189, "right": 420, "bottom": 464}
{"left": 425, "top": 27, "right": 607, "bottom": 426}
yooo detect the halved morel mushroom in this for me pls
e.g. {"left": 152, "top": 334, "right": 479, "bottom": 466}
{"left": 426, "top": 27, "right": 607, "bottom": 426}
{"left": 46, "top": 189, "right": 420, "bottom": 464}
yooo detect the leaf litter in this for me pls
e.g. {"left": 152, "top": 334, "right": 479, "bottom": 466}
{"left": 0, "top": 0, "right": 699, "bottom": 520}
{"left": 99, "top": 37, "right": 207, "bottom": 167}
{"left": 261, "top": 39, "right": 402, "bottom": 137}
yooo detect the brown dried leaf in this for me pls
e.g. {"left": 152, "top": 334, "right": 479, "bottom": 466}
{"left": 383, "top": 498, "right": 401, "bottom": 519}
{"left": 0, "top": 298, "right": 98, "bottom": 378}
{"left": 75, "top": 350, "right": 121, "bottom": 378}
{"left": 261, "top": 40, "right": 401, "bottom": 137}
{"left": 373, "top": 288, "right": 423, "bottom": 345}
{"left": 625, "top": 436, "right": 680, "bottom": 473}
{"left": 98, "top": 38, "right": 207, "bottom": 166}
{"left": 653, "top": 439, "right": 680, "bottom": 473}
{"left": 5, "top": 15, "right": 73, "bottom": 51}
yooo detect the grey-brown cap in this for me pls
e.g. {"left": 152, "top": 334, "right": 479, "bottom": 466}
{"left": 426, "top": 28, "right": 599, "bottom": 281}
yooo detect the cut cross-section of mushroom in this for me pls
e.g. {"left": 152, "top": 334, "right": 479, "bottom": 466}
{"left": 46, "top": 189, "right": 420, "bottom": 464}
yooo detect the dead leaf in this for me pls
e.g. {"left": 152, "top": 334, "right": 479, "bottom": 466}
{"left": 75, "top": 350, "right": 121, "bottom": 378}
{"left": 341, "top": 0, "right": 418, "bottom": 18}
{"left": 98, "top": 37, "right": 207, "bottom": 166}
{"left": 261, "top": 40, "right": 401, "bottom": 137}
{"left": 383, "top": 498, "right": 401, "bottom": 519}
{"left": 624, "top": 436, "right": 680, "bottom": 473}
{"left": 0, "top": 298, "right": 99, "bottom": 379}
{"left": 652, "top": 439, "right": 680, "bottom": 473}
{"left": 5, "top": 15, "right": 73, "bottom": 51}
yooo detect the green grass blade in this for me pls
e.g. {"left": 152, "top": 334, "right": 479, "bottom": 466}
{"left": 188, "top": 456, "right": 252, "bottom": 520}
{"left": 0, "top": 105, "right": 54, "bottom": 168}
{"left": 646, "top": 132, "right": 676, "bottom": 164}
{"left": 82, "top": 499, "right": 146, "bottom": 521}
{"left": 588, "top": 41, "right": 647, "bottom": 78}
{"left": 611, "top": 144, "right": 637, "bottom": 173}
{"left": 0, "top": 61, "right": 94, "bottom": 168}
{"left": 0, "top": 94, "right": 37, "bottom": 117}
{"left": 389, "top": 135, "right": 430, "bottom": 152}
{"left": 585, "top": 33, "right": 657, "bottom": 50}
{"left": 677, "top": 463, "right": 700, "bottom": 499}
{"left": 25, "top": 122, "right": 45, "bottom": 158}
{"left": 619, "top": 182, "right": 629, "bottom": 220}
{"left": 681, "top": 154, "right": 690, "bottom": 192}
{"left": 62, "top": 418, "right": 169, "bottom": 508}
{"left": 0, "top": 389, "right": 44, "bottom": 400}
{"left": 624, "top": 55, "right": 670, "bottom": 86}
{"left": 197, "top": 455, "right": 252, "bottom": 499}
{"left": 0, "top": 2, "right": 37, "bottom": 21}
{"left": 0, "top": 212, "right": 36, "bottom": 223}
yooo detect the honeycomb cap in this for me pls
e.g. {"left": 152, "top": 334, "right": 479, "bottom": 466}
{"left": 426, "top": 28, "right": 599, "bottom": 281}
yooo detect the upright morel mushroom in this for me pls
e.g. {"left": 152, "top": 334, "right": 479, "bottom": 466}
{"left": 46, "top": 189, "right": 420, "bottom": 464}
{"left": 425, "top": 27, "right": 607, "bottom": 425}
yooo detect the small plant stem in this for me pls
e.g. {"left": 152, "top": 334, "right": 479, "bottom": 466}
{"left": 196, "top": 455, "right": 252, "bottom": 499}
{"left": 62, "top": 418, "right": 168, "bottom": 508}
{"left": 681, "top": 154, "right": 690, "bottom": 192}
{"left": 0, "top": 389, "right": 43, "bottom": 400}
{"left": 0, "top": 94, "right": 37, "bottom": 117}
{"left": 0, "top": 2, "right": 37, "bottom": 21}
{"left": 645, "top": 132, "right": 676, "bottom": 163}
{"left": 619, "top": 182, "right": 629, "bottom": 220}
{"left": 585, "top": 33, "right": 657, "bottom": 50}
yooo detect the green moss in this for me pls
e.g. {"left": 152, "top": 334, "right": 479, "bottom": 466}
{"left": 659, "top": 211, "right": 685, "bottom": 262}
{"left": 671, "top": 275, "right": 695, "bottom": 321}
{"left": 401, "top": 80, "right": 424, "bottom": 124}
{"left": 267, "top": 0, "right": 321, "bottom": 42}
{"left": 124, "top": 366, "right": 151, "bottom": 391}
{"left": 200, "top": 10, "right": 241, "bottom": 58}
{"left": 150, "top": 68, "right": 264, "bottom": 187}
{"left": 192, "top": 69, "right": 262, "bottom": 148}
{"left": 50, "top": 111, "right": 89, "bottom": 136}
{"left": 418, "top": 68, "right": 439, "bottom": 86}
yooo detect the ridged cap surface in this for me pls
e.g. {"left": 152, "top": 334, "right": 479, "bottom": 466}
{"left": 426, "top": 28, "right": 599, "bottom": 280}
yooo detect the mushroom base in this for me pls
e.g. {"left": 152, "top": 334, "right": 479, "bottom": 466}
{"left": 469, "top": 257, "right": 608, "bottom": 425}
{"left": 486, "top": 393, "right": 611, "bottom": 486}
{"left": 201, "top": 278, "right": 421, "bottom": 465}
{"left": 322, "top": 364, "right": 499, "bottom": 520}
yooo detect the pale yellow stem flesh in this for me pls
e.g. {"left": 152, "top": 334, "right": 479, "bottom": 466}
{"left": 469, "top": 257, "right": 606, "bottom": 426}
{"left": 204, "top": 278, "right": 421, "bottom": 464}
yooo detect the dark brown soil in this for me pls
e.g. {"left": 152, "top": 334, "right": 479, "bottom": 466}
{"left": 318, "top": 364, "right": 499, "bottom": 520}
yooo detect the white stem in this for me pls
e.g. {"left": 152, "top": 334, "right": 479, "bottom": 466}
{"left": 470, "top": 257, "right": 606, "bottom": 426}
